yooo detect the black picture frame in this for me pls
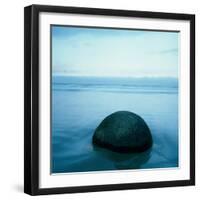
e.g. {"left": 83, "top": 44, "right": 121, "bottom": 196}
{"left": 24, "top": 4, "right": 195, "bottom": 196}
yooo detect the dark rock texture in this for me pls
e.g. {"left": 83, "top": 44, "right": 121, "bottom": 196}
{"left": 92, "top": 111, "right": 153, "bottom": 153}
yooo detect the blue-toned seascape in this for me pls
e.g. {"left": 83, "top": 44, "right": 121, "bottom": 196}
{"left": 51, "top": 76, "right": 178, "bottom": 173}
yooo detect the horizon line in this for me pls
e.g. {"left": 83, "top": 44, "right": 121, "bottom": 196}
{"left": 52, "top": 74, "right": 178, "bottom": 79}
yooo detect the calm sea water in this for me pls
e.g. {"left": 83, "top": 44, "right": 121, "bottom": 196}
{"left": 51, "top": 76, "right": 178, "bottom": 173}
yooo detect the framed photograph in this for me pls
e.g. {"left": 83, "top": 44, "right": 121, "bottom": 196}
{"left": 24, "top": 4, "right": 195, "bottom": 195}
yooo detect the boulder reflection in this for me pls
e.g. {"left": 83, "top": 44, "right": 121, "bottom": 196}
{"left": 93, "top": 145, "right": 152, "bottom": 170}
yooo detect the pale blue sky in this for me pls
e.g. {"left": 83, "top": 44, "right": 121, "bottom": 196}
{"left": 52, "top": 26, "right": 179, "bottom": 77}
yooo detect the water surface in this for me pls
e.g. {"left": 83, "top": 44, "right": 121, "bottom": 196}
{"left": 51, "top": 76, "right": 178, "bottom": 173}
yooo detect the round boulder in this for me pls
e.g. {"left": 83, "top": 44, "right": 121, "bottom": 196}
{"left": 92, "top": 111, "right": 153, "bottom": 153}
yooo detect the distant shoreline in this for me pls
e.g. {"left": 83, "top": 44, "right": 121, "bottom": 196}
{"left": 52, "top": 76, "right": 178, "bottom": 93}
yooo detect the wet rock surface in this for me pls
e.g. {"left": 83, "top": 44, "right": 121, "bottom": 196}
{"left": 92, "top": 111, "right": 153, "bottom": 153}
